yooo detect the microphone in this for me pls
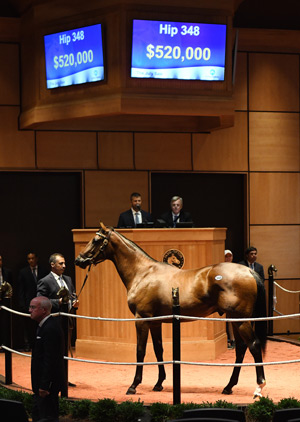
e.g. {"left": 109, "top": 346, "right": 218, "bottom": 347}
{"left": 136, "top": 204, "right": 141, "bottom": 211}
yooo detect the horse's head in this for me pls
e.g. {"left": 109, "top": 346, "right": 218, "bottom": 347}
{"left": 75, "top": 222, "right": 113, "bottom": 269}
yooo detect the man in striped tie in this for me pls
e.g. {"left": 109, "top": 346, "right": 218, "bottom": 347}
{"left": 239, "top": 246, "right": 265, "bottom": 282}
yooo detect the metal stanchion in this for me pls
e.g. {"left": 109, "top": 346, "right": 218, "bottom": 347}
{"left": 61, "top": 306, "right": 69, "bottom": 398}
{"left": 172, "top": 287, "right": 181, "bottom": 405}
{"left": 267, "top": 264, "right": 277, "bottom": 336}
{"left": 2, "top": 298, "right": 13, "bottom": 384}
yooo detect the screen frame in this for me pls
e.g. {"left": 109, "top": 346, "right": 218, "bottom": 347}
{"left": 43, "top": 22, "right": 106, "bottom": 90}
{"left": 126, "top": 12, "right": 232, "bottom": 94}
{"left": 130, "top": 19, "right": 227, "bottom": 82}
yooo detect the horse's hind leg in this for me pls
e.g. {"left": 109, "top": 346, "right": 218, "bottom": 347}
{"left": 222, "top": 329, "right": 247, "bottom": 395}
{"left": 150, "top": 323, "right": 166, "bottom": 391}
{"left": 126, "top": 320, "right": 149, "bottom": 395}
{"left": 248, "top": 337, "right": 266, "bottom": 398}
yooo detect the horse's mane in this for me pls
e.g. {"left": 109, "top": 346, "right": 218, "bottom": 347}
{"left": 116, "top": 230, "right": 158, "bottom": 263}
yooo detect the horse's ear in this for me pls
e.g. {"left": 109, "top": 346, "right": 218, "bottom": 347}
{"left": 99, "top": 222, "right": 107, "bottom": 231}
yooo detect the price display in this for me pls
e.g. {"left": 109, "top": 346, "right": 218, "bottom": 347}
{"left": 131, "top": 20, "right": 226, "bottom": 81}
{"left": 44, "top": 24, "right": 104, "bottom": 89}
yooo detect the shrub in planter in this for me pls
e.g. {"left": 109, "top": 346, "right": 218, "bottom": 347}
{"left": 246, "top": 396, "right": 276, "bottom": 422}
{"left": 59, "top": 396, "right": 72, "bottom": 416}
{"left": 149, "top": 402, "right": 173, "bottom": 422}
{"left": 168, "top": 402, "right": 203, "bottom": 420}
{"left": 276, "top": 397, "right": 300, "bottom": 409}
{"left": 0, "top": 386, "right": 33, "bottom": 416}
{"left": 89, "top": 398, "right": 118, "bottom": 422}
{"left": 70, "top": 399, "right": 92, "bottom": 420}
{"left": 213, "top": 400, "right": 239, "bottom": 409}
{"left": 116, "top": 400, "right": 145, "bottom": 422}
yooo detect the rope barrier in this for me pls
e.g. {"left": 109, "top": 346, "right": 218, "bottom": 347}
{"left": 1, "top": 305, "right": 299, "bottom": 323}
{"left": 1, "top": 344, "right": 300, "bottom": 368}
{"left": 274, "top": 281, "right": 300, "bottom": 294}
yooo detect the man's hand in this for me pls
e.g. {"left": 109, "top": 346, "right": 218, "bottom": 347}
{"left": 39, "top": 388, "right": 50, "bottom": 397}
{"left": 72, "top": 299, "right": 79, "bottom": 309}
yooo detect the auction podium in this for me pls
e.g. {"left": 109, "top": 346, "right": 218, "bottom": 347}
{"left": 73, "top": 228, "right": 227, "bottom": 361}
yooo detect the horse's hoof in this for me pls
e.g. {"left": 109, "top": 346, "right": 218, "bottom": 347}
{"left": 153, "top": 385, "right": 163, "bottom": 392}
{"left": 126, "top": 387, "right": 136, "bottom": 395}
{"left": 253, "top": 390, "right": 262, "bottom": 399}
{"left": 222, "top": 387, "right": 233, "bottom": 395}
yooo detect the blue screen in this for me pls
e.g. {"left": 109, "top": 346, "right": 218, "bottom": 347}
{"left": 131, "top": 20, "right": 226, "bottom": 81}
{"left": 44, "top": 24, "right": 104, "bottom": 89}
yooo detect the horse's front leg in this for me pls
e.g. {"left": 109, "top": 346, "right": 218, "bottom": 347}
{"left": 150, "top": 322, "right": 166, "bottom": 391}
{"left": 126, "top": 320, "right": 149, "bottom": 395}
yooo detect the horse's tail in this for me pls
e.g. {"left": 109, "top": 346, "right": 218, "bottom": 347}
{"left": 253, "top": 273, "right": 268, "bottom": 354}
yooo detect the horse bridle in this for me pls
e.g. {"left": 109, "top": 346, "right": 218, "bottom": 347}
{"left": 94, "top": 228, "right": 113, "bottom": 259}
{"left": 77, "top": 228, "right": 113, "bottom": 299}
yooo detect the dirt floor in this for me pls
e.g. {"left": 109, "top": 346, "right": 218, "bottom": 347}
{"left": 1, "top": 338, "right": 300, "bottom": 406}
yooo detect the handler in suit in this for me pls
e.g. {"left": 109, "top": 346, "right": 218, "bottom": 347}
{"left": 37, "top": 253, "right": 78, "bottom": 313}
{"left": 160, "top": 196, "right": 193, "bottom": 228}
{"left": 18, "top": 252, "right": 48, "bottom": 351}
{"left": 37, "top": 252, "right": 79, "bottom": 390}
{"left": 239, "top": 246, "right": 265, "bottom": 282}
{"left": 30, "top": 295, "right": 66, "bottom": 422}
{"left": 117, "top": 192, "right": 153, "bottom": 228}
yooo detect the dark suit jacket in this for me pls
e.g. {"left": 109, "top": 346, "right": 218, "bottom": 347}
{"left": 18, "top": 265, "right": 48, "bottom": 311}
{"left": 31, "top": 315, "right": 66, "bottom": 393}
{"left": 117, "top": 209, "right": 153, "bottom": 228}
{"left": 1, "top": 267, "right": 12, "bottom": 284}
{"left": 160, "top": 210, "right": 193, "bottom": 228}
{"left": 37, "top": 272, "right": 75, "bottom": 313}
{"left": 0, "top": 266, "right": 13, "bottom": 344}
{"left": 239, "top": 260, "right": 265, "bottom": 282}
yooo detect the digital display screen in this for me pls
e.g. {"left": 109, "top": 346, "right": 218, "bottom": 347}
{"left": 131, "top": 20, "right": 226, "bottom": 81}
{"left": 44, "top": 24, "right": 104, "bottom": 89}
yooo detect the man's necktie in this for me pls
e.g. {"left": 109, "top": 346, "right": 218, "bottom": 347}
{"left": 134, "top": 212, "right": 140, "bottom": 227}
{"left": 32, "top": 268, "right": 37, "bottom": 282}
{"left": 173, "top": 215, "right": 179, "bottom": 227}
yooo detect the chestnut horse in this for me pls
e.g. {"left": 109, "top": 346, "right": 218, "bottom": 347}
{"left": 75, "top": 223, "right": 267, "bottom": 397}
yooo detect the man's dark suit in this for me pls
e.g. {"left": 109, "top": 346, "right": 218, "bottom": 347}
{"left": 160, "top": 210, "right": 193, "bottom": 228}
{"left": 18, "top": 265, "right": 48, "bottom": 312}
{"left": 117, "top": 209, "right": 153, "bottom": 228}
{"left": 31, "top": 315, "right": 65, "bottom": 422}
{"left": 37, "top": 272, "right": 75, "bottom": 313}
{"left": 239, "top": 260, "right": 265, "bottom": 282}
{"left": 18, "top": 265, "right": 48, "bottom": 349}
{"left": 0, "top": 266, "right": 13, "bottom": 348}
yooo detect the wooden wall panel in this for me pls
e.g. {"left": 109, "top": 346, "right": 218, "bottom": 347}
{"left": 233, "top": 52, "right": 247, "bottom": 111}
{"left": 135, "top": 133, "right": 192, "bottom": 170}
{"left": 0, "top": 44, "right": 20, "bottom": 105}
{"left": 36, "top": 131, "right": 97, "bottom": 169}
{"left": 84, "top": 170, "right": 150, "bottom": 227}
{"left": 193, "top": 112, "right": 248, "bottom": 171}
{"left": 98, "top": 132, "right": 134, "bottom": 169}
{"left": 249, "top": 112, "right": 299, "bottom": 172}
{"left": 250, "top": 173, "right": 300, "bottom": 224}
{"left": 0, "top": 107, "right": 35, "bottom": 168}
{"left": 272, "top": 279, "right": 300, "bottom": 334}
{"left": 249, "top": 53, "right": 299, "bottom": 112}
{"left": 250, "top": 225, "right": 300, "bottom": 279}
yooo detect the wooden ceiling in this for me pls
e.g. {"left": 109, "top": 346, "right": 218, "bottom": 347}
{"left": 2, "top": 0, "right": 300, "bottom": 30}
